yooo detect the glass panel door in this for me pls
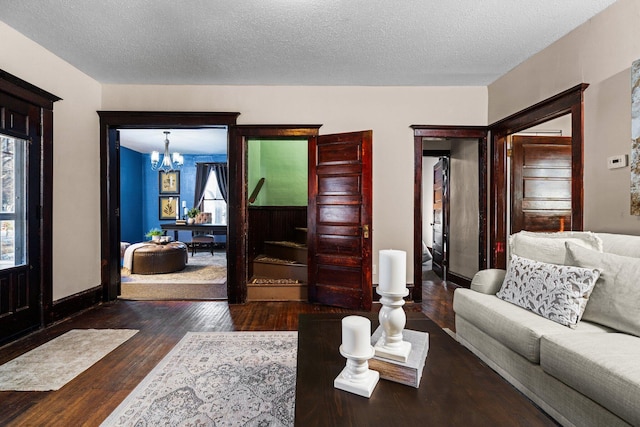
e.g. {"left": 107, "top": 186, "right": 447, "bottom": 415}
{"left": 1, "top": 134, "right": 27, "bottom": 269}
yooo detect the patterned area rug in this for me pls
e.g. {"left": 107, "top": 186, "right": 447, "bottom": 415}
{"left": 101, "top": 331, "right": 298, "bottom": 427}
{"left": 0, "top": 329, "right": 138, "bottom": 391}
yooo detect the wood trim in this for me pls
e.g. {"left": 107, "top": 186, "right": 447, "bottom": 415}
{"left": 488, "top": 84, "right": 588, "bottom": 268}
{"left": 447, "top": 271, "right": 471, "bottom": 289}
{"left": 0, "top": 69, "right": 61, "bottom": 108}
{"left": 98, "top": 111, "right": 241, "bottom": 302}
{"left": 46, "top": 285, "right": 103, "bottom": 324}
{"left": 412, "top": 126, "right": 488, "bottom": 302}
{"left": 0, "top": 70, "right": 59, "bottom": 338}
{"left": 228, "top": 125, "right": 322, "bottom": 304}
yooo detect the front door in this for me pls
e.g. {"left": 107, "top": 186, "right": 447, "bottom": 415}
{"left": 431, "top": 157, "right": 448, "bottom": 279}
{"left": 308, "top": 131, "right": 373, "bottom": 310}
{"left": 511, "top": 136, "right": 572, "bottom": 233}
{"left": 0, "top": 95, "right": 43, "bottom": 343}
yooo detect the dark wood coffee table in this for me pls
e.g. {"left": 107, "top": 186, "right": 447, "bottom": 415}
{"left": 295, "top": 313, "right": 557, "bottom": 426}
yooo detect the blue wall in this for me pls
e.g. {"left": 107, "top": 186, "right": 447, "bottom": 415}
{"left": 121, "top": 150, "right": 227, "bottom": 243}
{"left": 120, "top": 147, "right": 145, "bottom": 243}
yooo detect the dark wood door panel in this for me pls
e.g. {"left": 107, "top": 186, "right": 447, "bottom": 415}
{"left": 512, "top": 136, "right": 572, "bottom": 234}
{"left": 317, "top": 205, "right": 361, "bottom": 224}
{"left": 318, "top": 142, "right": 361, "bottom": 163}
{"left": 523, "top": 179, "right": 571, "bottom": 198}
{"left": 318, "top": 175, "right": 361, "bottom": 194}
{"left": 317, "top": 235, "right": 360, "bottom": 256}
{"left": 308, "top": 131, "right": 372, "bottom": 310}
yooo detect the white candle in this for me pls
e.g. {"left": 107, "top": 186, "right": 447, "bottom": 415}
{"left": 341, "top": 316, "right": 371, "bottom": 356}
{"left": 378, "top": 249, "right": 406, "bottom": 293}
{"left": 182, "top": 201, "right": 187, "bottom": 208}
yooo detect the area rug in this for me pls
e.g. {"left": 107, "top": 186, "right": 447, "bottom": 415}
{"left": 120, "top": 252, "right": 227, "bottom": 300}
{"left": 122, "top": 252, "right": 226, "bottom": 284}
{"left": 0, "top": 329, "right": 138, "bottom": 391}
{"left": 101, "top": 331, "right": 298, "bottom": 427}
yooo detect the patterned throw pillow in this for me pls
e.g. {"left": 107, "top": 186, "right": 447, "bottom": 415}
{"left": 496, "top": 255, "right": 601, "bottom": 328}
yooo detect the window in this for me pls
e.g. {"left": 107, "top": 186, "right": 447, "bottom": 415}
{"left": 202, "top": 171, "right": 227, "bottom": 225}
{"left": 1, "top": 135, "right": 27, "bottom": 269}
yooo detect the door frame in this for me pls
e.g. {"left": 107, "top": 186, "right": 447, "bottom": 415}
{"left": 228, "top": 125, "right": 321, "bottom": 304}
{"left": 98, "top": 111, "right": 240, "bottom": 301}
{"left": 0, "top": 71, "right": 59, "bottom": 342}
{"left": 412, "top": 126, "right": 488, "bottom": 295}
{"left": 488, "top": 84, "right": 588, "bottom": 268}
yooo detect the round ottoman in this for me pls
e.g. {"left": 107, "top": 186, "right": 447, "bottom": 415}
{"left": 131, "top": 242, "right": 188, "bottom": 274}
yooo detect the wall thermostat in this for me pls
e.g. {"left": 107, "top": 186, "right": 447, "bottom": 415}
{"left": 607, "top": 154, "right": 628, "bottom": 169}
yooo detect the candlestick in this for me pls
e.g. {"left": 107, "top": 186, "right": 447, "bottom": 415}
{"left": 378, "top": 249, "right": 406, "bottom": 294}
{"left": 335, "top": 315, "right": 379, "bottom": 398}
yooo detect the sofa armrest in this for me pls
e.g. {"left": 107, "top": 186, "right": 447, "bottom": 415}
{"left": 470, "top": 269, "right": 506, "bottom": 295}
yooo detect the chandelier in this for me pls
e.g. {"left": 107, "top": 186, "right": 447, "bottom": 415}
{"left": 151, "top": 131, "right": 184, "bottom": 172}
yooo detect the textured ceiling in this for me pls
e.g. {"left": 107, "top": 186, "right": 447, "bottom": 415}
{"left": 0, "top": 0, "right": 618, "bottom": 86}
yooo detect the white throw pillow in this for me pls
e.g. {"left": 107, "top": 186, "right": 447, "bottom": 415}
{"left": 565, "top": 242, "right": 640, "bottom": 337}
{"left": 497, "top": 255, "right": 600, "bottom": 328}
{"left": 508, "top": 231, "right": 603, "bottom": 265}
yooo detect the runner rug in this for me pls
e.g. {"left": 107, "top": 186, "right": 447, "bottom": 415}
{"left": 101, "top": 331, "right": 298, "bottom": 427}
{"left": 0, "top": 329, "right": 138, "bottom": 391}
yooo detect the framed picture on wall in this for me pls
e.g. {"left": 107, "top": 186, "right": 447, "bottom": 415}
{"left": 159, "top": 196, "right": 179, "bottom": 220}
{"left": 159, "top": 170, "right": 180, "bottom": 194}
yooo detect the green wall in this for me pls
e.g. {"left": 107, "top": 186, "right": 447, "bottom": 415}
{"left": 248, "top": 139, "right": 308, "bottom": 206}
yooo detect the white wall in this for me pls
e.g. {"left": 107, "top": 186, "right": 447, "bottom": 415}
{"left": 449, "top": 139, "right": 479, "bottom": 278}
{"left": 489, "top": 0, "right": 640, "bottom": 234}
{"left": 102, "top": 85, "right": 487, "bottom": 284}
{"left": 0, "top": 22, "right": 102, "bottom": 300}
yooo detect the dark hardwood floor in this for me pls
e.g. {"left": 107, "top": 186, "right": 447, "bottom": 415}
{"left": 0, "top": 277, "right": 458, "bottom": 426}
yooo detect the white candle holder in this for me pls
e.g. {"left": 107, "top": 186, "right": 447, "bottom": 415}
{"left": 374, "top": 287, "right": 412, "bottom": 362}
{"left": 334, "top": 345, "right": 379, "bottom": 398}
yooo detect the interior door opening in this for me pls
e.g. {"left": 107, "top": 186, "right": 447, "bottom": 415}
{"left": 117, "top": 127, "right": 229, "bottom": 301}
{"left": 412, "top": 126, "right": 487, "bottom": 294}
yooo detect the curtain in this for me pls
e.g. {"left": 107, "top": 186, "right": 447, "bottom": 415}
{"left": 193, "top": 163, "right": 213, "bottom": 210}
{"left": 193, "top": 162, "right": 228, "bottom": 209}
{"left": 211, "top": 163, "right": 229, "bottom": 202}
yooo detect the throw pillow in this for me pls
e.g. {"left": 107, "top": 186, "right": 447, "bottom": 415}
{"left": 496, "top": 255, "right": 600, "bottom": 328}
{"left": 565, "top": 242, "right": 640, "bottom": 337}
{"left": 508, "top": 231, "right": 603, "bottom": 265}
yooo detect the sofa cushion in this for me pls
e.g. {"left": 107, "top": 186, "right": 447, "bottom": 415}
{"left": 597, "top": 232, "right": 640, "bottom": 258}
{"left": 541, "top": 333, "right": 640, "bottom": 426}
{"left": 496, "top": 255, "right": 600, "bottom": 328}
{"left": 453, "top": 288, "right": 611, "bottom": 363}
{"left": 566, "top": 242, "right": 640, "bottom": 337}
{"left": 470, "top": 269, "right": 506, "bottom": 295}
{"left": 509, "top": 231, "right": 603, "bottom": 265}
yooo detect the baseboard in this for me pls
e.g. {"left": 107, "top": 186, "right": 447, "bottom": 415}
{"left": 447, "top": 272, "right": 471, "bottom": 288}
{"left": 46, "top": 285, "right": 103, "bottom": 324}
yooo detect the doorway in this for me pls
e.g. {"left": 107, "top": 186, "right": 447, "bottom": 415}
{"left": 117, "top": 128, "right": 229, "bottom": 300}
{"left": 413, "top": 126, "right": 488, "bottom": 296}
{"left": 98, "top": 112, "right": 239, "bottom": 301}
{"left": 0, "top": 73, "right": 58, "bottom": 344}
{"left": 489, "top": 84, "right": 588, "bottom": 268}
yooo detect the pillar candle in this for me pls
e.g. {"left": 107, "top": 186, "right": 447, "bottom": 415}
{"left": 341, "top": 316, "right": 371, "bottom": 356}
{"left": 182, "top": 200, "right": 187, "bottom": 208}
{"left": 378, "top": 249, "right": 406, "bottom": 293}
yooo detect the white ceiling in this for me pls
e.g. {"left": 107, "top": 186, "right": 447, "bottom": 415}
{"left": 119, "top": 128, "right": 228, "bottom": 155}
{"left": 0, "top": 0, "right": 618, "bottom": 86}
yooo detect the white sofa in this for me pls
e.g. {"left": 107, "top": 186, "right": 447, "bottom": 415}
{"left": 453, "top": 232, "right": 640, "bottom": 427}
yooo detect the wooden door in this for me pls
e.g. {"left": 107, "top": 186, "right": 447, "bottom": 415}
{"left": 0, "top": 94, "right": 43, "bottom": 343}
{"left": 511, "top": 136, "right": 572, "bottom": 233}
{"left": 431, "top": 158, "right": 448, "bottom": 279}
{"left": 308, "top": 131, "right": 373, "bottom": 310}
